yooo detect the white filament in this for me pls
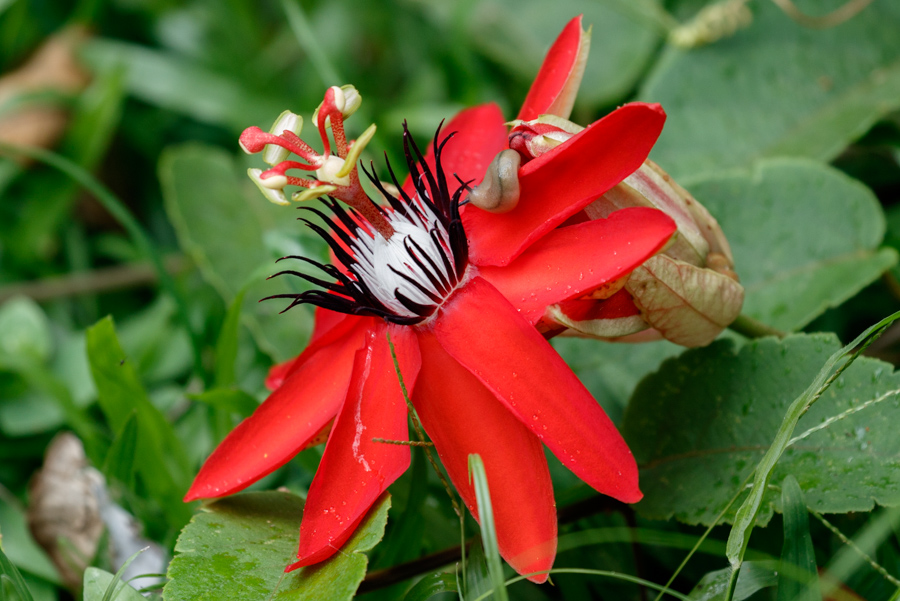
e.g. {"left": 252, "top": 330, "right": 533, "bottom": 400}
{"left": 351, "top": 198, "right": 454, "bottom": 318}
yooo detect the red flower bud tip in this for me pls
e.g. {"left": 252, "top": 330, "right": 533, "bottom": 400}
{"left": 508, "top": 116, "right": 583, "bottom": 162}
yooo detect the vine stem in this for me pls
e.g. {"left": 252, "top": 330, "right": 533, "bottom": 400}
{"left": 728, "top": 314, "right": 787, "bottom": 339}
{"left": 813, "top": 510, "right": 900, "bottom": 589}
{"left": 0, "top": 255, "right": 187, "bottom": 303}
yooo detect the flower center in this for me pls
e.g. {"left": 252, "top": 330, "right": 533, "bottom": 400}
{"left": 263, "top": 122, "right": 470, "bottom": 326}
{"left": 352, "top": 204, "right": 456, "bottom": 319}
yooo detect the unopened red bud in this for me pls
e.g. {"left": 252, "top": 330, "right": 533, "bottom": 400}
{"left": 508, "top": 115, "right": 582, "bottom": 162}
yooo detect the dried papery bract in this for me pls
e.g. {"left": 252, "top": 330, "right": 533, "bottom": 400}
{"left": 481, "top": 109, "right": 743, "bottom": 346}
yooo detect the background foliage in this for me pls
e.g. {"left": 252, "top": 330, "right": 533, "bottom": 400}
{"left": 2, "top": 0, "right": 900, "bottom": 599}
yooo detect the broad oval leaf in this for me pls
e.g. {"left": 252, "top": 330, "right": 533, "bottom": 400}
{"left": 686, "top": 158, "right": 897, "bottom": 331}
{"left": 164, "top": 491, "right": 391, "bottom": 601}
{"left": 623, "top": 333, "right": 900, "bottom": 526}
{"left": 159, "top": 143, "right": 317, "bottom": 361}
{"left": 642, "top": 0, "right": 900, "bottom": 178}
{"left": 0, "top": 296, "right": 52, "bottom": 363}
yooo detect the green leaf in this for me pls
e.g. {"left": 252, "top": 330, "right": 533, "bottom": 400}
{"left": 0, "top": 539, "right": 35, "bottom": 601}
{"left": 80, "top": 38, "right": 286, "bottom": 132}
{"left": 468, "top": 454, "right": 509, "bottom": 601}
{"left": 402, "top": 572, "right": 458, "bottom": 601}
{"left": 164, "top": 491, "right": 391, "bottom": 601}
{"left": 102, "top": 411, "right": 138, "bottom": 490}
{"left": 0, "top": 501, "right": 59, "bottom": 584}
{"left": 777, "top": 476, "right": 820, "bottom": 601}
{"left": 83, "top": 568, "right": 144, "bottom": 601}
{"left": 642, "top": 0, "right": 900, "bottom": 177}
{"left": 623, "top": 331, "right": 900, "bottom": 527}
{"left": 0, "top": 296, "right": 52, "bottom": 363}
{"left": 553, "top": 338, "right": 682, "bottom": 423}
{"left": 819, "top": 507, "right": 900, "bottom": 598}
{"left": 688, "top": 561, "right": 778, "bottom": 601}
{"left": 214, "top": 289, "right": 246, "bottom": 388}
{"left": 159, "top": 143, "right": 314, "bottom": 361}
{"left": 86, "top": 316, "right": 192, "bottom": 528}
{"left": 188, "top": 389, "right": 259, "bottom": 418}
{"left": 0, "top": 358, "right": 102, "bottom": 461}
{"left": 725, "top": 313, "right": 897, "bottom": 570}
{"left": 467, "top": 0, "right": 660, "bottom": 108}
{"left": 374, "top": 446, "right": 429, "bottom": 568}
{"left": 687, "top": 158, "right": 897, "bottom": 331}
{"left": 0, "top": 391, "right": 64, "bottom": 437}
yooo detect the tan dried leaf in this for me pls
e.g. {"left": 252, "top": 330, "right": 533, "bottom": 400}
{"left": 0, "top": 26, "right": 90, "bottom": 155}
{"left": 626, "top": 254, "right": 745, "bottom": 347}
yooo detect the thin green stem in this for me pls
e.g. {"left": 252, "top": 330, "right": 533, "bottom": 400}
{"left": 728, "top": 314, "right": 788, "bottom": 339}
{"left": 813, "top": 511, "right": 900, "bottom": 588}
{"left": 652, "top": 471, "right": 754, "bottom": 601}
{"left": 789, "top": 387, "right": 900, "bottom": 446}
{"left": 280, "top": 0, "right": 342, "bottom": 86}
{"left": 768, "top": 0, "right": 875, "bottom": 29}
{"left": 471, "top": 569, "right": 693, "bottom": 601}
{"left": 386, "top": 332, "right": 467, "bottom": 584}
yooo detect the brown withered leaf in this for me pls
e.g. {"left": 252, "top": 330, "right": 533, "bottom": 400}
{"left": 626, "top": 254, "right": 744, "bottom": 347}
{"left": 0, "top": 26, "right": 90, "bottom": 156}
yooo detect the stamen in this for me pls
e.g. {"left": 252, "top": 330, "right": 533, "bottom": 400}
{"left": 258, "top": 117, "right": 469, "bottom": 324}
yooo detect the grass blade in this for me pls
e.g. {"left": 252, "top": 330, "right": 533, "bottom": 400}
{"left": 776, "top": 476, "right": 820, "bottom": 601}
{"left": 0, "top": 546, "right": 35, "bottom": 601}
{"left": 468, "top": 454, "right": 509, "bottom": 601}
{"left": 725, "top": 309, "right": 900, "bottom": 592}
{"left": 402, "top": 572, "right": 458, "bottom": 601}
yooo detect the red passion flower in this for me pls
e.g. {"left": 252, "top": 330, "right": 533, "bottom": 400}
{"left": 186, "top": 15, "right": 676, "bottom": 583}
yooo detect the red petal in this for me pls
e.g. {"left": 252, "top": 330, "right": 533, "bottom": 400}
{"left": 264, "top": 356, "right": 296, "bottom": 391}
{"left": 402, "top": 103, "right": 507, "bottom": 198}
{"left": 289, "top": 323, "right": 420, "bottom": 569}
{"left": 413, "top": 330, "right": 556, "bottom": 583}
{"left": 557, "top": 288, "right": 641, "bottom": 322}
{"left": 433, "top": 277, "right": 641, "bottom": 503}
{"left": 264, "top": 312, "right": 361, "bottom": 390}
{"left": 185, "top": 318, "right": 373, "bottom": 501}
{"left": 464, "top": 103, "right": 667, "bottom": 266}
{"left": 478, "top": 207, "right": 675, "bottom": 324}
{"left": 517, "top": 15, "right": 588, "bottom": 121}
